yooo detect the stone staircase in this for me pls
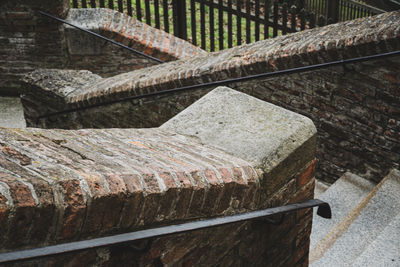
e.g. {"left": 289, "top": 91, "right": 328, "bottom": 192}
{"left": 310, "top": 169, "right": 400, "bottom": 266}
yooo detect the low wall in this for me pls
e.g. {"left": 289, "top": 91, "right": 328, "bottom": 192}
{"left": 0, "top": 1, "right": 205, "bottom": 95}
{"left": 0, "top": 87, "right": 317, "bottom": 266}
{"left": 64, "top": 9, "right": 207, "bottom": 77}
{"left": 21, "top": 11, "right": 400, "bottom": 183}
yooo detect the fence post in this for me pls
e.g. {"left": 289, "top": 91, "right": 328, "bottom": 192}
{"left": 299, "top": 0, "right": 305, "bottom": 10}
{"left": 173, "top": 0, "right": 188, "bottom": 40}
{"left": 327, "top": 0, "right": 339, "bottom": 24}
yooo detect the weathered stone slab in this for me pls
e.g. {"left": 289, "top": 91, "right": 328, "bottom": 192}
{"left": 20, "top": 69, "right": 102, "bottom": 126}
{"left": 161, "top": 86, "right": 317, "bottom": 172}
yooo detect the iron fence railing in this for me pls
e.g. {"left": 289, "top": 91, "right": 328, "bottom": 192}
{"left": 304, "top": 0, "right": 384, "bottom": 24}
{"left": 71, "top": 0, "right": 384, "bottom": 51}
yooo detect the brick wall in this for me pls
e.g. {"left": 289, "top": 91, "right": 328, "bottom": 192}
{"left": 22, "top": 11, "right": 400, "bottom": 183}
{"left": 0, "top": 87, "right": 317, "bottom": 266}
{"left": 0, "top": 0, "right": 69, "bottom": 95}
{"left": 234, "top": 58, "right": 400, "bottom": 183}
{"left": 0, "top": 1, "right": 205, "bottom": 95}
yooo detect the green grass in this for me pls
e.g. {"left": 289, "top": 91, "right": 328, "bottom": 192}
{"left": 186, "top": 3, "right": 278, "bottom": 51}
{"left": 71, "top": 0, "right": 278, "bottom": 52}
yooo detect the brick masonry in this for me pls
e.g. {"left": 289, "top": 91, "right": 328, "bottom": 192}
{"left": 0, "top": 1, "right": 206, "bottom": 95}
{"left": 64, "top": 8, "right": 207, "bottom": 78}
{"left": 0, "top": 123, "right": 316, "bottom": 266}
{"left": 21, "top": 10, "right": 400, "bottom": 183}
{"left": 0, "top": 0, "right": 69, "bottom": 95}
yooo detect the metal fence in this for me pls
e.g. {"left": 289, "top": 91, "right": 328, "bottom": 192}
{"left": 71, "top": 0, "right": 383, "bottom": 51}
{"left": 304, "top": 0, "right": 384, "bottom": 24}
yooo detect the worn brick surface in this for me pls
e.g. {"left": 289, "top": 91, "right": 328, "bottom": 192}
{"left": 64, "top": 9, "right": 207, "bottom": 78}
{"left": 0, "top": 127, "right": 259, "bottom": 247}
{"left": 0, "top": 127, "right": 315, "bottom": 266}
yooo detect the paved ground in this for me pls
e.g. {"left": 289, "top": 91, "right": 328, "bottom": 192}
{"left": 0, "top": 97, "right": 26, "bottom": 128}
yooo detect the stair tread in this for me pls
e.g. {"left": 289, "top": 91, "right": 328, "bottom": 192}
{"left": 351, "top": 212, "right": 400, "bottom": 267}
{"left": 310, "top": 172, "right": 376, "bottom": 250}
{"left": 314, "top": 179, "right": 330, "bottom": 197}
{"left": 311, "top": 169, "right": 400, "bottom": 267}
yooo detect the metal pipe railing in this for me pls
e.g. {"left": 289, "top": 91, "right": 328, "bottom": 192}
{"left": 38, "top": 11, "right": 165, "bottom": 64}
{"left": 0, "top": 199, "right": 331, "bottom": 263}
{"left": 35, "top": 49, "right": 400, "bottom": 123}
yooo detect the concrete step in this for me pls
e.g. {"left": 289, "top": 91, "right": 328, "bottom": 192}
{"left": 310, "top": 169, "right": 400, "bottom": 267}
{"left": 351, "top": 212, "right": 400, "bottom": 267}
{"left": 310, "top": 172, "right": 376, "bottom": 250}
{"left": 0, "top": 97, "right": 26, "bottom": 128}
{"left": 314, "top": 179, "right": 330, "bottom": 198}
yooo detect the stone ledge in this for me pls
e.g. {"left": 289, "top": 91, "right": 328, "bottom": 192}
{"left": 161, "top": 86, "right": 317, "bottom": 173}
{"left": 162, "top": 86, "right": 317, "bottom": 199}
{"left": 20, "top": 69, "right": 102, "bottom": 126}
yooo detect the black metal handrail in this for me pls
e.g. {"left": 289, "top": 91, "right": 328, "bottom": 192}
{"left": 0, "top": 199, "right": 331, "bottom": 263}
{"left": 38, "top": 11, "right": 165, "bottom": 64}
{"left": 35, "top": 49, "right": 400, "bottom": 123}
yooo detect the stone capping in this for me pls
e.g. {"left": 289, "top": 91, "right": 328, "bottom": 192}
{"left": 56, "top": 10, "right": 400, "bottom": 107}
{"left": 20, "top": 69, "right": 103, "bottom": 124}
{"left": 65, "top": 8, "right": 207, "bottom": 61}
{"left": 161, "top": 86, "right": 317, "bottom": 172}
